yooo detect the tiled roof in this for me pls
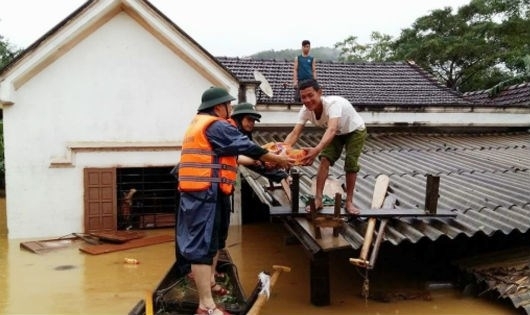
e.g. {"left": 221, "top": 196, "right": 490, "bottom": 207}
{"left": 241, "top": 129, "right": 530, "bottom": 247}
{"left": 218, "top": 57, "right": 472, "bottom": 107}
{"left": 463, "top": 82, "right": 530, "bottom": 107}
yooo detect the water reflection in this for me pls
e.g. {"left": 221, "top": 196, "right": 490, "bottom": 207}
{"left": 0, "top": 223, "right": 519, "bottom": 314}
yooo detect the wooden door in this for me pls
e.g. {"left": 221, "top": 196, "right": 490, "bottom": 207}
{"left": 84, "top": 168, "right": 117, "bottom": 233}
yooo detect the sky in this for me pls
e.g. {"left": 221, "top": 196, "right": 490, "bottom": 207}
{"left": 0, "top": 0, "right": 471, "bottom": 57}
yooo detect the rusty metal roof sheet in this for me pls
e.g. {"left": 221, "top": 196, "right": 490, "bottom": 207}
{"left": 240, "top": 129, "right": 530, "bottom": 249}
{"left": 454, "top": 247, "right": 530, "bottom": 314}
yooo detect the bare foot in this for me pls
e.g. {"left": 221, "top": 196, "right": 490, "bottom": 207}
{"left": 305, "top": 198, "right": 323, "bottom": 213}
{"left": 345, "top": 202, "right": 360, "bottom": 215}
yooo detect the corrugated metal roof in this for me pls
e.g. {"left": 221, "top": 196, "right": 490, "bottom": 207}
{"left": 454, "top": 247, "right": 530, "bottom": 314}
{"left": 240, "top": 129, "right": 530, "bottom": 249}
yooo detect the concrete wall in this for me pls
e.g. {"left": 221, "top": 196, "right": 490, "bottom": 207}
{"left": 2, "top": 12, "right": 238, "bottom": 238}
{"left": 257, "top": 109, "right": 530, "bottom": 128}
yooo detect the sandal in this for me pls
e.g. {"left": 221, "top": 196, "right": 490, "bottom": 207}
{"left": 214, "top": 272, "right": 227, "bottom": 282}
{"left": 195, "top": 306, "right": 232, "bottom": 315}
{"left": 211, "top": 283, "right": 230, "bottom": 296}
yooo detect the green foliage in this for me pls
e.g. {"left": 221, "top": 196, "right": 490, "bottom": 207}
{"left": 330, "top": 0, "right": 528, "bottom": 91}
{"left": 460, "top": 67, "right": 514, "bottom": 92}
{"left": 249, "top": 47, "right": 340, "bottom": 61}
{"left": 0, "top": 33, "right": 18, "bottom": 188}
{"left": 487, "top": 56, "right": 530, "bottom": 96}
{"left": 0, "top": 34, "right": 20, "bottom": 70}
{"left": 335, "top": 32, "right": 395, "bottom": 62}
{"left": 392, "top": 0, "right": 529, "bottom": 91}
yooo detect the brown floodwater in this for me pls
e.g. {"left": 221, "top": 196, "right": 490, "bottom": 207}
{"left": 0, "top": 218, "right": 519, "bottom": 315}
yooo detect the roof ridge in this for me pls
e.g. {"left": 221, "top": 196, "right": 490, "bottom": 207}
{"left": 463, "top": 81, "right": 530, "bottom": 97}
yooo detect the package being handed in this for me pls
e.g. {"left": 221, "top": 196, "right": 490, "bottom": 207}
{"left": 261, "top": 142, "right": 307, "bottom": 166}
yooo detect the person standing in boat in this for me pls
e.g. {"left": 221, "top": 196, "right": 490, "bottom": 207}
{"left": 177, "top": 87, "right": 293, "bottom": 315}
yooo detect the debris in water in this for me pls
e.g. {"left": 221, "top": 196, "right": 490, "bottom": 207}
{"left": 124, "top": 257, "right": 140, "bottom": 264}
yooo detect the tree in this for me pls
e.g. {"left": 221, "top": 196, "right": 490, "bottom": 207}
{"left": 0, "top": 33, "right": 19, "bottom": 188}
{"left": 334, "top": 32, "right": 394, "bottom": 62}
{"left": 392, "top": 0, "right": 529, "bottom": 91}
{"left": 250, "top": 47, "right": 340, "bottom": 61}
{"left": 459, "top": 0, "right": 530, "bottom": 74}
{"left": 0, "top": 34, "right": 20, "bottom": 70}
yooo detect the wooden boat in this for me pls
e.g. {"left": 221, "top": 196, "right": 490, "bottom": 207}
{"left": 129, "top": 249, "right": 262, "bottom": 315}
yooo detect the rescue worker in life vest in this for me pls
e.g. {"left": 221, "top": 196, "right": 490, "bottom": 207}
{"left": 177, "top": 87, "right": 294, "bottom": 315}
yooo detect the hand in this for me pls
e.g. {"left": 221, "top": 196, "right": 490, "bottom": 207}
{"left": 263, "top": 161, "right": 277, "bottom": 169}
{"left": 300, "top": 147, "right": 318, "bottom": 165}
{"left": 275, "top": 154, "right": 295, "bottom": 170}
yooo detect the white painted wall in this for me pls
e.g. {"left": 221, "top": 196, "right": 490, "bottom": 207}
{"left": 258, "top": 109, "right": 530, "bottom": 128}
{"left": 2, "top": 12, "right": 238, "bottom": 239}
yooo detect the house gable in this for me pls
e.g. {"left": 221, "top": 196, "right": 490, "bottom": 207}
{"left": 0, "top": 0, "right": 237, "bottom": 105}
{"left": 0, "top": 0, "right": 241, "bottom": 239}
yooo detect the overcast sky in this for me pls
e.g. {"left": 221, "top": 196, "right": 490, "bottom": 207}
{"left": 0, "top": 0, "right": 471, "bottom": 57}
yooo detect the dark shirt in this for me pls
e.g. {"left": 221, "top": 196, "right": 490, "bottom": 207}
{"left": 206, "top": 119, "right": 268, "bottom": 159}
{"left": 297, "top": 55, "right": 314, "bottom": 81}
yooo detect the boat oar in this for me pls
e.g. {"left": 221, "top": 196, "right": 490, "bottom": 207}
{"left": 144, "top": 290, "right": 154, "bottom": 315}
{"left": 247, "top": 265, "right": 291, "bottom": 315}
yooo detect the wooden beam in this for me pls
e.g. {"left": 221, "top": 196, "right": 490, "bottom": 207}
{"left": 270, "top": 206, "right": 456, "bottom": 217}
{"left": 425, "top": 174, "right": 440, "bottom": 214}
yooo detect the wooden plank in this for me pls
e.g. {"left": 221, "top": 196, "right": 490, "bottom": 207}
{"left": 270, "top": 206, "right": 456, "bottom": 217}
{"left": 20, "top": 237, "right": 77, "bottom": 254}
{"left": 360, "top": 174, "right": 390, "bottom": 261}
{"left": 425, "top": 175, "right": 440, "bottom": 214}
{"left": 294, "top": 218, "right": 350, "bottom": 251}
{"left": 280, "top": 178, "right": 292, "bottom": 201}
{"left": 89, "top": 230, "right": 145, "bottom": 243}
{"left": 79, "top": 234, "right": 173, "bottom": 255}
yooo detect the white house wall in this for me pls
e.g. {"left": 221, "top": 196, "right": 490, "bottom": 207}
{"left": 3, "top": 12, "right": 237, "bottom": 239}
{"left": 258, "top": 110, "right": 530, "bottom": 128}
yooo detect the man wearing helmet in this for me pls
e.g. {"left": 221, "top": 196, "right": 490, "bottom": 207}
{"left": 177, "top": 87, "right": 293, "bottom": 315}
{"left": 230, "top": 102, "right": 289, "bottom": 183}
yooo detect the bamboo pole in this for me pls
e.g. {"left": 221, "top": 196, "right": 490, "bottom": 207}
{"left": 247, "top": 265, "right": 291, "bottom": 315}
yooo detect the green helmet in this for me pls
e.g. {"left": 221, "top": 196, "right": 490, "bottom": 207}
{"left": 230, "top": 102, "right": 261, "bottom": 121}
{"left": 198, "top": 87, "right": 236, "bottom": 111}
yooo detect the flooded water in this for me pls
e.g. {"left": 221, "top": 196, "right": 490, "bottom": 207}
{"left": 0, "top": 216, "right": 520, "bottom": 315}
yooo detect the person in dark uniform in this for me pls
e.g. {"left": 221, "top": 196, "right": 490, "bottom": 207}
{"left": 230, "top": 102, "right": 289, "bottom": 183}
{"left": 177, "top": 87, "right": 293, "bottom": 315}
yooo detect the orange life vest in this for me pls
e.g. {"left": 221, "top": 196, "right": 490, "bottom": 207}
{"left": 178, "top": 115, "right": 238, "bottom": 195}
